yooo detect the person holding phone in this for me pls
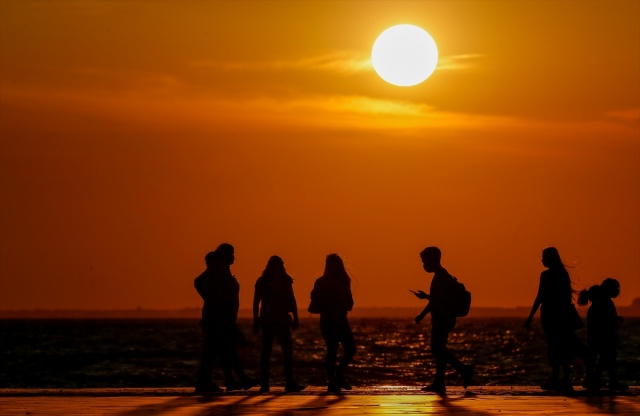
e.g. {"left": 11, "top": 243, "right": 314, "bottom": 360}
{"left": 413, "top": 246, "right": 473, "bottom": 396}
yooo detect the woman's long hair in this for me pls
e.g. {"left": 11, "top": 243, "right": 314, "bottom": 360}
{"left": 543, "top": 246, "right": 577, "bottom": 297}
{"left": 322, "top": 253, "right": 351, "bottom": 282}
{"left": 260, "top": 255, "right": 292, "bottom": 282}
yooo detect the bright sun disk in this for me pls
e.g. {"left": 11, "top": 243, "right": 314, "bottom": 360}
{"left": 372, "top": 24, "right": 438, "bottom": 87}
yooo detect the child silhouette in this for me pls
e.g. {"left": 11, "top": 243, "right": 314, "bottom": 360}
{"left": 578, "top": 278, "right": 628, "bottom": 391}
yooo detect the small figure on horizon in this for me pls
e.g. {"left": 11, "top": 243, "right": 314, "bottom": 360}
{"left": 414, "top": 246, "right": 473, "bottom": 396}
{"left": 525, "top": 246, "right": 591, "bottom": 392}
{"left": 194, "top": 243, "right": 257, "bottom": 394}
{"left": 253, "top": 255, "right": 306, "bottom": 393}
{"left": 309, "top": 253, "right": 356, "bottom": 394}
{"left": 578, "top": 278, "right": 628, "bottom": 391}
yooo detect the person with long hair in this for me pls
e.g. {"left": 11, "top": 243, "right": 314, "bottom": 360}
{"left": 253, "top": 256, "right": 306, "bottom": 393}
{"left": 525, "top": 246, "right": 587, "bottom": 392}
{"left": 309, "top": 253, "right": 356, "bottom": 394}
{"left": 577, "top": 278, "right": 628, "bottom": 391}
{"left": 194, "top": 243, "right": 256, "bottom": 393}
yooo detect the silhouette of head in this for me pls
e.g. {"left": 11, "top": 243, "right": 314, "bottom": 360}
{"left": 323, "top": 253, "right": 350, "bottom": 281}
{"left": 263, "top": 255, "right": 286, "bottom": 276}
{"left": 204, "top": 251, "right": 217, "bottom": 268}
{"left": 601, "top": 277, "right": 620, "bottom": 299}
{"left": 578, "top": 284, "right": 604, "bottom": 306}
{"left": 420, "top": 246, "right": 441, "bottom": 273}
{"left": 541, "top": 247, "right": 563, "bottom": 269}
{"left": 214, "top": 243, "right": 235, "bottom": 266}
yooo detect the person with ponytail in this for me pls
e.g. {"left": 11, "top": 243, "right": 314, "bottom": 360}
{"left": 578, "top": 278, "right": 628, "bottom": 391}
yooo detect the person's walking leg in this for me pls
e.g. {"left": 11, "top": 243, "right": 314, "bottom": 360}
{"left": 260, "top": 324, "right": 275, "bottom": 391}
{"left": 431, "top": 324, "right": 448, "bottom": 386}
{"left": 277, "top": 325, "right": 305, "bottom": 392}
{"left": 196, "top": 331, "right": 222, "bottom": 392}
{"left": 278, "top": 326, "right": 294, "bottom": 384}
{"left": 322, "top": 319, "right": 340, "bottom": 393}
{"left": 422, "top": 320, "right": 448, "bottom": 394}
{"left": 439, "top": 319, "right": 473, "bottom": 388}
{"left": 336, "top": 320, "right": 356, "bottom": 390}
{"left": 223, "top": 327, "right": 256, "bottom": 391}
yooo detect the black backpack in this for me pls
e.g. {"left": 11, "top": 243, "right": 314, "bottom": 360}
{"left": 447, "top": 275, "right": 472, "bottom": 317}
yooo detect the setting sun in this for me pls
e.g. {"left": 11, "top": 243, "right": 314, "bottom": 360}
{"left": 371, "top": 24, "right": 438, "bottom": 87}
{"left": 0, "top": 0, "right": 638, "bottom": 318}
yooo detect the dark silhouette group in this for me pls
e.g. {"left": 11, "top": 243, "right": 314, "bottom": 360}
{"left": 195, "top": 243, "right": 628, "bottom": 395}
{"left": 525, "top": 247, "right": 628, "bottom": 392}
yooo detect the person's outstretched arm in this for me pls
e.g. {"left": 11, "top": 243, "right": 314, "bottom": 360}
{"left": 524, "top": 298, "right": 541, "bottom": 329}
{"left": 288, "top": 283, "right": 299, "bottom": 330}
{"left": 525, "top": 276, "right": 543, "bottom": 329}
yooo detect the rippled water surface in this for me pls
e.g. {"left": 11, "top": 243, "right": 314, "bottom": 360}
{"left": 1, "top": 318, "right": 638, "bottom": 387}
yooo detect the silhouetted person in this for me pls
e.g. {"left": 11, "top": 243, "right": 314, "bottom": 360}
{"left": 252, "top": 255, "right": 306, "bottom": 393}
{"left": 414, "top": 246, "right": 473, "bottom": 396}
{"left": 578, "top": 278, "right": 628, "bottom": 391}
{"left": 525, "top": 246, "right": 589, "bottom": 392}
{"left": 194, "top": 243, "right": 256, "bottom": 393}
{"left": 309, "top": 253, "right": 356, "bottom": 394}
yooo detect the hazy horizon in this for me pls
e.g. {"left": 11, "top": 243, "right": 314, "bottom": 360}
{"left": 3, "top": 299, "right": 640, "bottom": 319}
{"left": 2, "top": 296, "right": 640, "bottom": 312}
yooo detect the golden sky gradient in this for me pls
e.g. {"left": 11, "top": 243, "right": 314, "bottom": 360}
{"left": 1, "top": 1, "right": 638, "bottom": 311}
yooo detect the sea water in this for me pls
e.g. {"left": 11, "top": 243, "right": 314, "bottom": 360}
{"left": 1, "top": 318, "right": 638, "bottom": 388}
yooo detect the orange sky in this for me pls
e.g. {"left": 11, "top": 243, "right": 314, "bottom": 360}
{"left": 1, "top": 1, "right": 639, "bottom": 311}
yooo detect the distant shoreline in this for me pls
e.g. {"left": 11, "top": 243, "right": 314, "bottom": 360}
{"left": 2, "top": 305, "right": 639, "bottom": 319}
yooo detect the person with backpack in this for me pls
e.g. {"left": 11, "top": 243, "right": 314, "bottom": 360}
{"left": 309, "top": 253, "right": 356, "bottom": 394}
{"left": 414, "top": 246, "right": 473, "bottom": 395}
{"left": 252, "top": 256, "right": 306, "bottom": 393}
